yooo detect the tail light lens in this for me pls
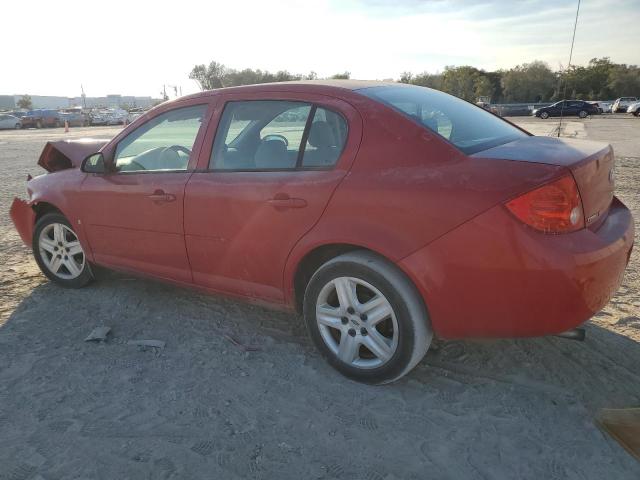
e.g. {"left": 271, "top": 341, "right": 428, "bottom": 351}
{"left": 505, "top": 175, "right": 585, "bottom": 233}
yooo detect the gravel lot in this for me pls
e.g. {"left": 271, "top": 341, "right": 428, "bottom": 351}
{"left": 1, "top": 117, "right": 639, "bottom": 479}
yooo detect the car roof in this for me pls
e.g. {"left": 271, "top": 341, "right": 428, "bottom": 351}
{"left": 178, "top": 79, "right": 400, "bottom": 101}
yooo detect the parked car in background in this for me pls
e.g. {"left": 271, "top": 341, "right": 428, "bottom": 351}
{"left": 89, "top": 111, "right": 110, "bottom": 126}
{"left": 626, "top": 102, "right": 640, "bottom": 116}
{"left": 9, "top": 81, "right": 634, "bottom": 384}
{"left": 587, "top": 101, "right": 603, "bottom": 113}
{"left": 532, "top": 100, "right": 599, "bottom": 119}
{"left": 106, "top": 109, "right": 128, "bottom": 125}
{"left": 0, "top": 114, "right": 22, "bottom": 129}
{"left": 7, "top": 110, "right": 28, "bottom": 118}
{"left": 20, "top": 110, "right": 61, "bottom": 128}
{"left": 125, "top": 110, "right": 145, "bottom": 124}
{"left": 595, "top": 101, "right": 612, "bottom": 113}
{"left": 611, "top": 97, "right": 638, "bottom": 113}
{"left": 60, "top": 109, "right": 88, "bottom": 127}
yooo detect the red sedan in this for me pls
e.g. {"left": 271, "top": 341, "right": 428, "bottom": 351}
{"left": 10, "top": 81, "right": 634, "bottom": 384}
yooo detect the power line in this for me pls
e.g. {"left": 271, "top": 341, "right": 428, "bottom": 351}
{"left": 558, "top": 0, "right": 581, "bottom": 137}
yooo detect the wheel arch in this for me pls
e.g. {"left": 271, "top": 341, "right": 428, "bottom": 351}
{"left": 29, "top": 198, "right": 95, "bottom": 262}
{"left": 289, "top": 242, "right": 426, "bottom": 316}
{"left": 32, "top": 201, "right": 63, "bottom": 221}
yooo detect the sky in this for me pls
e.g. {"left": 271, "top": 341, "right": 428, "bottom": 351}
{"left": 2, "top": 0, "right": 639, "bottom": 98}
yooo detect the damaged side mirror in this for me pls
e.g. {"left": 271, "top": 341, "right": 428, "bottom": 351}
{"left": 81, "top": 152, "right": 106, "bottom": 174}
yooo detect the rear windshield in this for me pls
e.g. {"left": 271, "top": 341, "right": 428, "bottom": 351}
{"left": 358, "top": 85, "right": 527, "bottom": 155}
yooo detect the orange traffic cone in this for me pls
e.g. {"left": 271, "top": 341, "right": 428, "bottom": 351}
{"left": 64, "top": 120, "right": 69, "bottom": 133}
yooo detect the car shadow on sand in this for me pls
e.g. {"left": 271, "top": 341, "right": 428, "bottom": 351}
{"left": 1, "top": 269, "right": 639, "bottom": 479}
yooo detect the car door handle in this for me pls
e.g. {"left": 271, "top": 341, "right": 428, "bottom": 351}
{"left": 147, "top": 190, "right": 176, "bottom": 203}
{"left": 267, "top": 194, "right": 307, "bottom": 209}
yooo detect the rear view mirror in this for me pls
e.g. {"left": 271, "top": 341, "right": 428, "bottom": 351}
{"left": 81, "top": 152, "right": 106, "bottom": 173}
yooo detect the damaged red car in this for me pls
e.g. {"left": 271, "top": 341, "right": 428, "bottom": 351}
{"left": 10, "top": 81, "right": 634, "bottom": 384}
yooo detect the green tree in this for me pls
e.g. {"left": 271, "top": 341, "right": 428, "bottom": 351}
{"left": 502, "top": 61, "right": 556, "bottom": 102}
{"left": 399, "top": 72, "right": 413, "bottom": 84}
{"left": 17, "top": 94, "right": 32, "bottom": 110}
{"left": 409, "top": 72, "right": 443, "bottom": 90}
{"left": 330, "top": 72, "right": 350, "bottom": 79}
{"left": 189, "top": 61, "right": 228, "bottom": 90}
{"left": 607, "top": 64, "right": 640, "bottom": 98}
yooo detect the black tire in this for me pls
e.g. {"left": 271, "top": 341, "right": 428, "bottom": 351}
{"left": 303, "top": 250, "right": 432, "bottom": 384}
{"left": 540, "top": 111, "right": 549, "bottom": 119}
{"left": 32, "top": 213, "right": 93, "bottom": 288}
{"left": 15, "top": 123, "right": 20, "bottom": 129}
{"left": 578, "top": 110, "right": 588, "bottom": 118}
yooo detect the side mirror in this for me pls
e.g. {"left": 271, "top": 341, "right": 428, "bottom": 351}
{"left": 81, "top": 152, "right": 106, "bottom": 173}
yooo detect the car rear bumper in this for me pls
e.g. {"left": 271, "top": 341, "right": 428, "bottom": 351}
{"left": 10, "top": 197, "right": 36, "bottom": 248}
{"left": 399, "top": 197, "right": 634, "bottom": 339}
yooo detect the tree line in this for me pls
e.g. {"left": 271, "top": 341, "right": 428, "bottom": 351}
{"left": 190, "top": 58, "right": 640, "bottom": 103}
{"left": 189, "top": 61, "right": 350, "bottom": 90}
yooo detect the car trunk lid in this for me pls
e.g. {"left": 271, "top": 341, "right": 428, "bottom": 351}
{"left": 473, "top": 136, "right": 615, "bottom": 230}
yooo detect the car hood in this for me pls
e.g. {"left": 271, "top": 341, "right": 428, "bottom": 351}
{"left": 38, "top": 138, "right": 108, "bottom": 172}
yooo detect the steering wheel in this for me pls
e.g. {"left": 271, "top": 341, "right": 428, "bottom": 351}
{"left": 162, "top": 145, "right": 192, "bottom": 157}
{"left": 262, "top": 134, "right": 289, "bottom": 147}
{"left": 118, "top": 159, "right": 146, "bottom": 171}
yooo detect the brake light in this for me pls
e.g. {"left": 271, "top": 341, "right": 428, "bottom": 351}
{"left": 505, "top": 175, "right": 584, "bottom": 233}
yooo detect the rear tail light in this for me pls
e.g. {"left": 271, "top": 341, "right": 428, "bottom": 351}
{"left": 505, "top": 175, "right": 585, "bottom": 233}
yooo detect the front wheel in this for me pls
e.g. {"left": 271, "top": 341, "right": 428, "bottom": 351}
{"left": 303, "top": 251, "right": 432, "bottom": 384}
{"left": 33, "top": 213, "right": 93, "bottom": 288}
{"left": 540, "top": 111, "right": 549, "bottom": 119}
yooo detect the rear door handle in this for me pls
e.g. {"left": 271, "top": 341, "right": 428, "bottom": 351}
{"left": 147, "top": 190, "right": 176, "bottom": 203}
{"left": 267, "top": 194, "right": 307, "bottom": 209}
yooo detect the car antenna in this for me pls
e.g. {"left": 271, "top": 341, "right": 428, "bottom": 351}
{"left": 558, "top": 0, "right": 581, "bottom": 138}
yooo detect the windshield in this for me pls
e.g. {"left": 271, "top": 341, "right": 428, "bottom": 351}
{"left": 358, "top": 85, "right": 527, "bottom": 155}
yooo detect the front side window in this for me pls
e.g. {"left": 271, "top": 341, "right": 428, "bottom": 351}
{"left": 115, "top": 104, "right": 206, "bottom": 172}
{"left": 210, "top": 101, "right": 348, "bottom": 170}
{"left": 359, "top": 85, "right": 526, "bottom": 155}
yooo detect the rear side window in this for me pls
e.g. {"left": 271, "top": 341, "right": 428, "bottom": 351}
{"left": 302, "top": 107, "right": 348, "bottom": 167}
{"left": 210, "top": 101, "right": 347, "bottom": 170}
{"left": 359, "top": 85, "right": 527, "bottom": 155}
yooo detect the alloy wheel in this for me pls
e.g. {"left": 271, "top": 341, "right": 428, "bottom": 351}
{"left": 315, "top": 276, "right": 398, "bottom": 369}
{"left": 38, "top": 223, "right": 85, "bottom": 279}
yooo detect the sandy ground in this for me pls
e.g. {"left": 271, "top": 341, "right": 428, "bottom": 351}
{"left": 0, "top": 118, "right": 639, "bottom": 479}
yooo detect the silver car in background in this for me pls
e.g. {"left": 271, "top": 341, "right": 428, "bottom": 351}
{"left": 0, "top": 114, "right": 22, "bottom": 129}
{"left": 612, "top": 97, "right": 638, "bottom": 113}
{"left": 627, "top": 102, "right": 640, "bottom": 117}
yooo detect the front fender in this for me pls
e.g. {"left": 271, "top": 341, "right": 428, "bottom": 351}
{"left": 10, "top": 198, "right": 36, "bottom": 248}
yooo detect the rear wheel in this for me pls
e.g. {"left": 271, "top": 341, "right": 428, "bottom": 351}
{"left": 303, "top": 251, "right": 432, "bottom": 384}
{"left": 15, "top": 123, "right": 20, "bottom": 129}
{"left": 33, "top": 213, "right": 93, "bottom": 288}
{"left": 578, "top": 110, "right": 588, "bottom": 118}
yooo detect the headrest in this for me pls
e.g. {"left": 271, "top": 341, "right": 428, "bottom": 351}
{"left": 254, "top": 139, "right": 291, "bottom": 168}
{"left": 308, "top": 121, "right": 335, "bottom": 148}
